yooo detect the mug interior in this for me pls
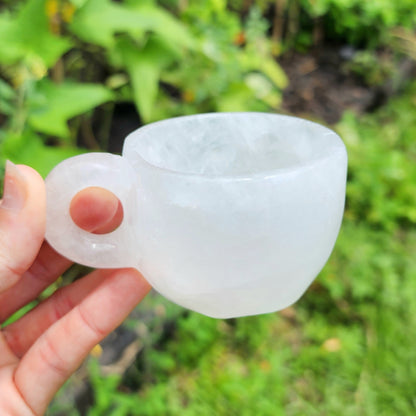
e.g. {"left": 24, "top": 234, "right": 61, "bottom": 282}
{"left": 124, "top": 113, "right": 343, "bottom": 177}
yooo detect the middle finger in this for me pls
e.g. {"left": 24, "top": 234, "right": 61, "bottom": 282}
{"left": 0, "top": 242, "right": 72, "bottom": 324}
{"left": 2, "top": 268, "right": 116, "bottom": 357}
{"left": 0, "top": 187, "right": 123, "bottom": 324}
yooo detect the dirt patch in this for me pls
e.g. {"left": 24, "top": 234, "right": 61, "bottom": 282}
{"left": 279, "top": 47, "right": 378, "bottom": 124}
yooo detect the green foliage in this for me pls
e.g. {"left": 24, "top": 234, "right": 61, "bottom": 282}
{"left": 0, "top": 0, "right": 287, "bottom": 178}
{"left": 345, "top": 51, "right": 394, "bottom": 86}
{"left": 247, "top": 0, "right": 416, "bottom": 49}
{"left": 159, "top": 1, "right": 287, "bottom": 116}
{"left": 28, "top": 79, "right": 114, "bottom": 139}
{"left": 0, "top": 0, "right": 71, "bottom": 67}
{"left": 337, "top": 85, "right": 416, "bottom": 230}
{"left": 85, "top": 359, "right": 139, "bottom": 415}
{"left": 162, "top": 313, "right": 221, "bottom": 368}
{"left": 1, "top": 130, "right": 85, "bottom": 177}
{"left": 391, "top": 28, "right": 416, "bottom": 62}
{"left": 116, "top": 36, "right": 171, "bottom": 123}
{"left": 0, "top": 79, "right": 15, "bottom": 116}
{"left": 300, "top": 0, "right": 416, "bottom": 47}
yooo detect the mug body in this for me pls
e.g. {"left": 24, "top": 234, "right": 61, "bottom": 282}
{"left": 123, "top": 113, "right": 347, "bottom": 318}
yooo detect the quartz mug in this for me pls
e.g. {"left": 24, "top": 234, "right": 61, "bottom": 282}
{"left": 45, "top": 113, "right": 347, "bottom": 318}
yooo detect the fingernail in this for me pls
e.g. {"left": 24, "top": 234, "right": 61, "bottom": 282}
{"left": 1, "top": 161, "right": 27, "bottom": 211}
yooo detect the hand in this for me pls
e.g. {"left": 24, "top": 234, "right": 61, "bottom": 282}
{"left": 0, "top": 162, "right": 151, "bottom": 415}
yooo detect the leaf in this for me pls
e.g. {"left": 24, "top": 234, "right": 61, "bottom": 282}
{"left": 245, "top": 73, "right": 282, "bottom": 108}
{"left": 123, "top": 4, "right": 196, "bottom": 51}
{"left": 0, "top": 100, "right": 14, "bottom": 116}
{"left": 129, "top": 61, "right": 159, "bottom": 123}
{"left": 0, "top": 0, "right": 71, "bottom": 67}
{"left": 0, "top": 130, "right": 85, "bottom": 177}
{"left": 260, "top": 58, "right": 288, "bottom": 90}
{"left": 0, "top": 16, "right": 19, "bottom": 64}
{"left": 27, "top": 80, "right": 114, "bottom": 139}
{"left": 69, "top": 0, "right": 88, "bottom": 7}
{"left": 216, "top": 82, "right": 268, "bottom": 112}
{"left": 30, "top": 145, "right": 86, "bottom": 177}
{"left": 0, "top": 79, "right": 15, "bottom": 115}
{"left": 118, "top": 37, "right": 172, "bottom": 122}
{"left": 0, "top": 79, "right": 15, "bottom": 101}
{"left": 70, "top": 0, "right": 132, "bottom": 48}
{"left": 70, "top": 0, "right": 194, "bottom": 49}
{"left": 239, "top": 51, "right": 288, "bottom": 90}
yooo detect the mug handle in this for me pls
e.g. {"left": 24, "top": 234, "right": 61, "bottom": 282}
{"left": 45, "top": 152, "right": 139, "bottom": 269}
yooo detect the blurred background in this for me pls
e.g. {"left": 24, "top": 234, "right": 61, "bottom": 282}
{"left": 1, "top": 0, "right": 416, "bottom": 414}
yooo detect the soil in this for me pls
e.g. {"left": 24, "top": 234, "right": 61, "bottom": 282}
{"left": 279, "top": 46, "right": 416, "bottom": 124}
{"left": 279, "top": 46, "right": 378, "bottom": 124}
{"left": 107, "top": 103, "right": 142, "bottom": 154}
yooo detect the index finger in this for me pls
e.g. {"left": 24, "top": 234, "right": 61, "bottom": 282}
{"left": 0, "top": 163, "right": 45, "bottom": 293}
{"left": 14, "top": 267, "right": 151, "bottom": 416}
{"left": 0, "top": 186, "right": 123, "bottom": 324}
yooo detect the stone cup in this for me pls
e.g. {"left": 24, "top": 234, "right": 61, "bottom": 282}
{"left": 45, "top": 112, "right": 347, "bottom": 318}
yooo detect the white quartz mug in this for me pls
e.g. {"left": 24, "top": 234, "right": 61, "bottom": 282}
{"left": 45, "top": 113, "right": 347, "bottom": 318}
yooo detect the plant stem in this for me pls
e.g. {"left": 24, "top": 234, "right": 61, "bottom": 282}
{"left": 80, "top": 115, "right": 100, "bottom": 150}
{"left": 12, "top": 81, "right": 27, "bottom": 135}
{"left": 51, "top": 58, "right": 65, "bottom": 84}
{"left": 272, "top": 0, "right": 287, "bottom": 45}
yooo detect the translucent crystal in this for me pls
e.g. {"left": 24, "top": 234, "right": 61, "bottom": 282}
{"left": 46, "top": 113, "right": 347, "bottom": 318}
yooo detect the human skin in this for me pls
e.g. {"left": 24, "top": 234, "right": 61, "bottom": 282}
{"left": 0, "top": 162, "right": 151, "bottom": 415}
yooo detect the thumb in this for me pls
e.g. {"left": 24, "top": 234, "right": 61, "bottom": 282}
{"left": 0, "top": 161, "right": 46, "bottom": 292}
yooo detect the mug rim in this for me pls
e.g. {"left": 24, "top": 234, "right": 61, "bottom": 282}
{"left": 123, "top": 112, "right": 347, "bottom": 181}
